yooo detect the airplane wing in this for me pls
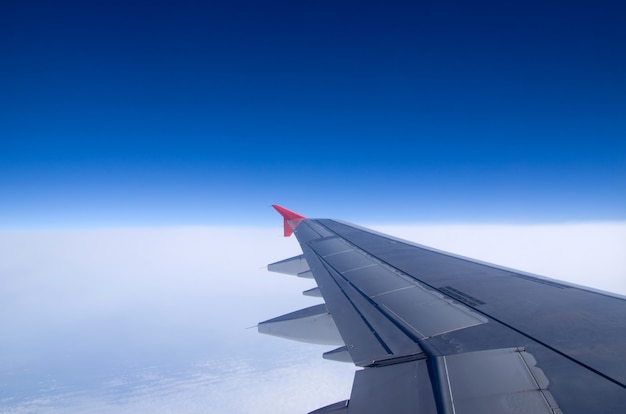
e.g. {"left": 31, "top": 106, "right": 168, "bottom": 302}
{"left": 258, "top": 205, "right": 626, "bottom": 414}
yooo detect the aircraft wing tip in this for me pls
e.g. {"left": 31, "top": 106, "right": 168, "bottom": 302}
{"left": 272, "top": 205, "right": 306, "bottom": 237}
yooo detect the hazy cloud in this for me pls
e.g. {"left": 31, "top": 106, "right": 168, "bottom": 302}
{"left": 1, "top": 223, "right": 624, "bottom": 413}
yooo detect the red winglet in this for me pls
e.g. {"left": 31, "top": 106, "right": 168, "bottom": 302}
{"left": 272, "top": 205, "right": 306, "bottom": 237}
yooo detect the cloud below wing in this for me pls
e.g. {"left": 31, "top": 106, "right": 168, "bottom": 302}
{"left": 0, "top": 223, "right": 624, "bottom": 413}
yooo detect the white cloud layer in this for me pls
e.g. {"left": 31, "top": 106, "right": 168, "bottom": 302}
{"left": 0, "top": 222, "right": 624, "bottom": 413}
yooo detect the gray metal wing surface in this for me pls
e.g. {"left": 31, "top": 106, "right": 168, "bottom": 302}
{"left": 258, "top": 206, "right": 626, "bottom": 414}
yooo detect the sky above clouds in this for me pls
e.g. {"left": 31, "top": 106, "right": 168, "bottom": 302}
{"left": 1, "top": 1, "right": 625, "bottom": 413}
{"left": 1, "top": 0, "right": 625, "bottom": 227}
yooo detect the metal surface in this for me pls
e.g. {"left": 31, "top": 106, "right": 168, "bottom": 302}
{"left": 260, "top": 207, "right": 626, "bottom": 413}
{"left": 268, "top": 254, "right": 310, "bottom": 276}
{"left": 323, "top": 346, "right": 352, "bottom": 363}
{"left": 347, "top": 359, "right": 437, "bottom": 414}
{"left": 309, "top": 400, "right": 349, "bottom": 414}
{"left": 258, "top": 303, "right": 344, "bottom": 346}
{"left": 438, "top": 348, "right": 561, "bottom": 414}
{"left": 303, "top": 287, "right": 323, "bottom": 297}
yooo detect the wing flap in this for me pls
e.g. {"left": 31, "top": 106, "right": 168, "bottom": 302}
{"left": 346, "top": 359, "right": 438, "bottom": 414}
{"left": 374, "top": 286, "right": 487, "bottom": 339}
{"left": 438, "top": 348, "right": 562, "bottom": 414}
{"left": 268, "top": 254, "right": 310, "bottom": 275}
{"left": 258, "top": 303, "right": 344, "bottom": 346}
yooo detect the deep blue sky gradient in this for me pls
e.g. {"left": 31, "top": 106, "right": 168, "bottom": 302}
{"left": 2, "top": 0, "right": 625, "bottom": 227}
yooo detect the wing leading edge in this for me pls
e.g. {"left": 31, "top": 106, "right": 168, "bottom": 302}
{"left": 258, "top": 206, "right": 626, "bottom": 414}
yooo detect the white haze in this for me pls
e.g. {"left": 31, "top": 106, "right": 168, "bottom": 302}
{"left": 0, "top": 222, "right": 624, "bottom": 413}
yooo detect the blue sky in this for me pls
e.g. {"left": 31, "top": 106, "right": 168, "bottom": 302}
{"left": 2, "top": 0, "right": 625, "bottom": 227}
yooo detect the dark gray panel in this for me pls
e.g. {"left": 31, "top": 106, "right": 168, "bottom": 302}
{"left": 309, "top": 222, "right": 488, "bottom": 343}
{"left": 347, "top": 360, "right": 437, "bottom": 414}
{"left": 304, "top": 221, "right": 337, "bottom": 238}
{"left": 440, "top": 348, "right": 560, "bottom": 414}
{"left": 320, "top": 260, "right": 423, "bottom": 365}
{"left": 310, "top": 234, "right": 418, "bottom": 296}
{"left": 374, "top": 285, "right": 487, "bottom": 339}
{"left": 302, "top": 246, "right": 395, "bottom": 363}
{"left": 427, "top": 324, "right": 626, "bottom": 413}
{"left": 341, "top": 264, "right": 415, "bottom": 297}
{"left": 309, "top": 237, "right": 352, "bottom": 257}
{"left": 293, "top": 221, "right": 327, "bottom": 243}
{"left": 322, "top": 250, "right": 375, "bottom": 273}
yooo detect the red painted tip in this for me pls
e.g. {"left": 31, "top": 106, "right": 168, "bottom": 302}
{"left": 272, "top": 205, "right": 305, "bottom": 220}
{"left": 272, "top": 205, "right": 306, "bottom": 237}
